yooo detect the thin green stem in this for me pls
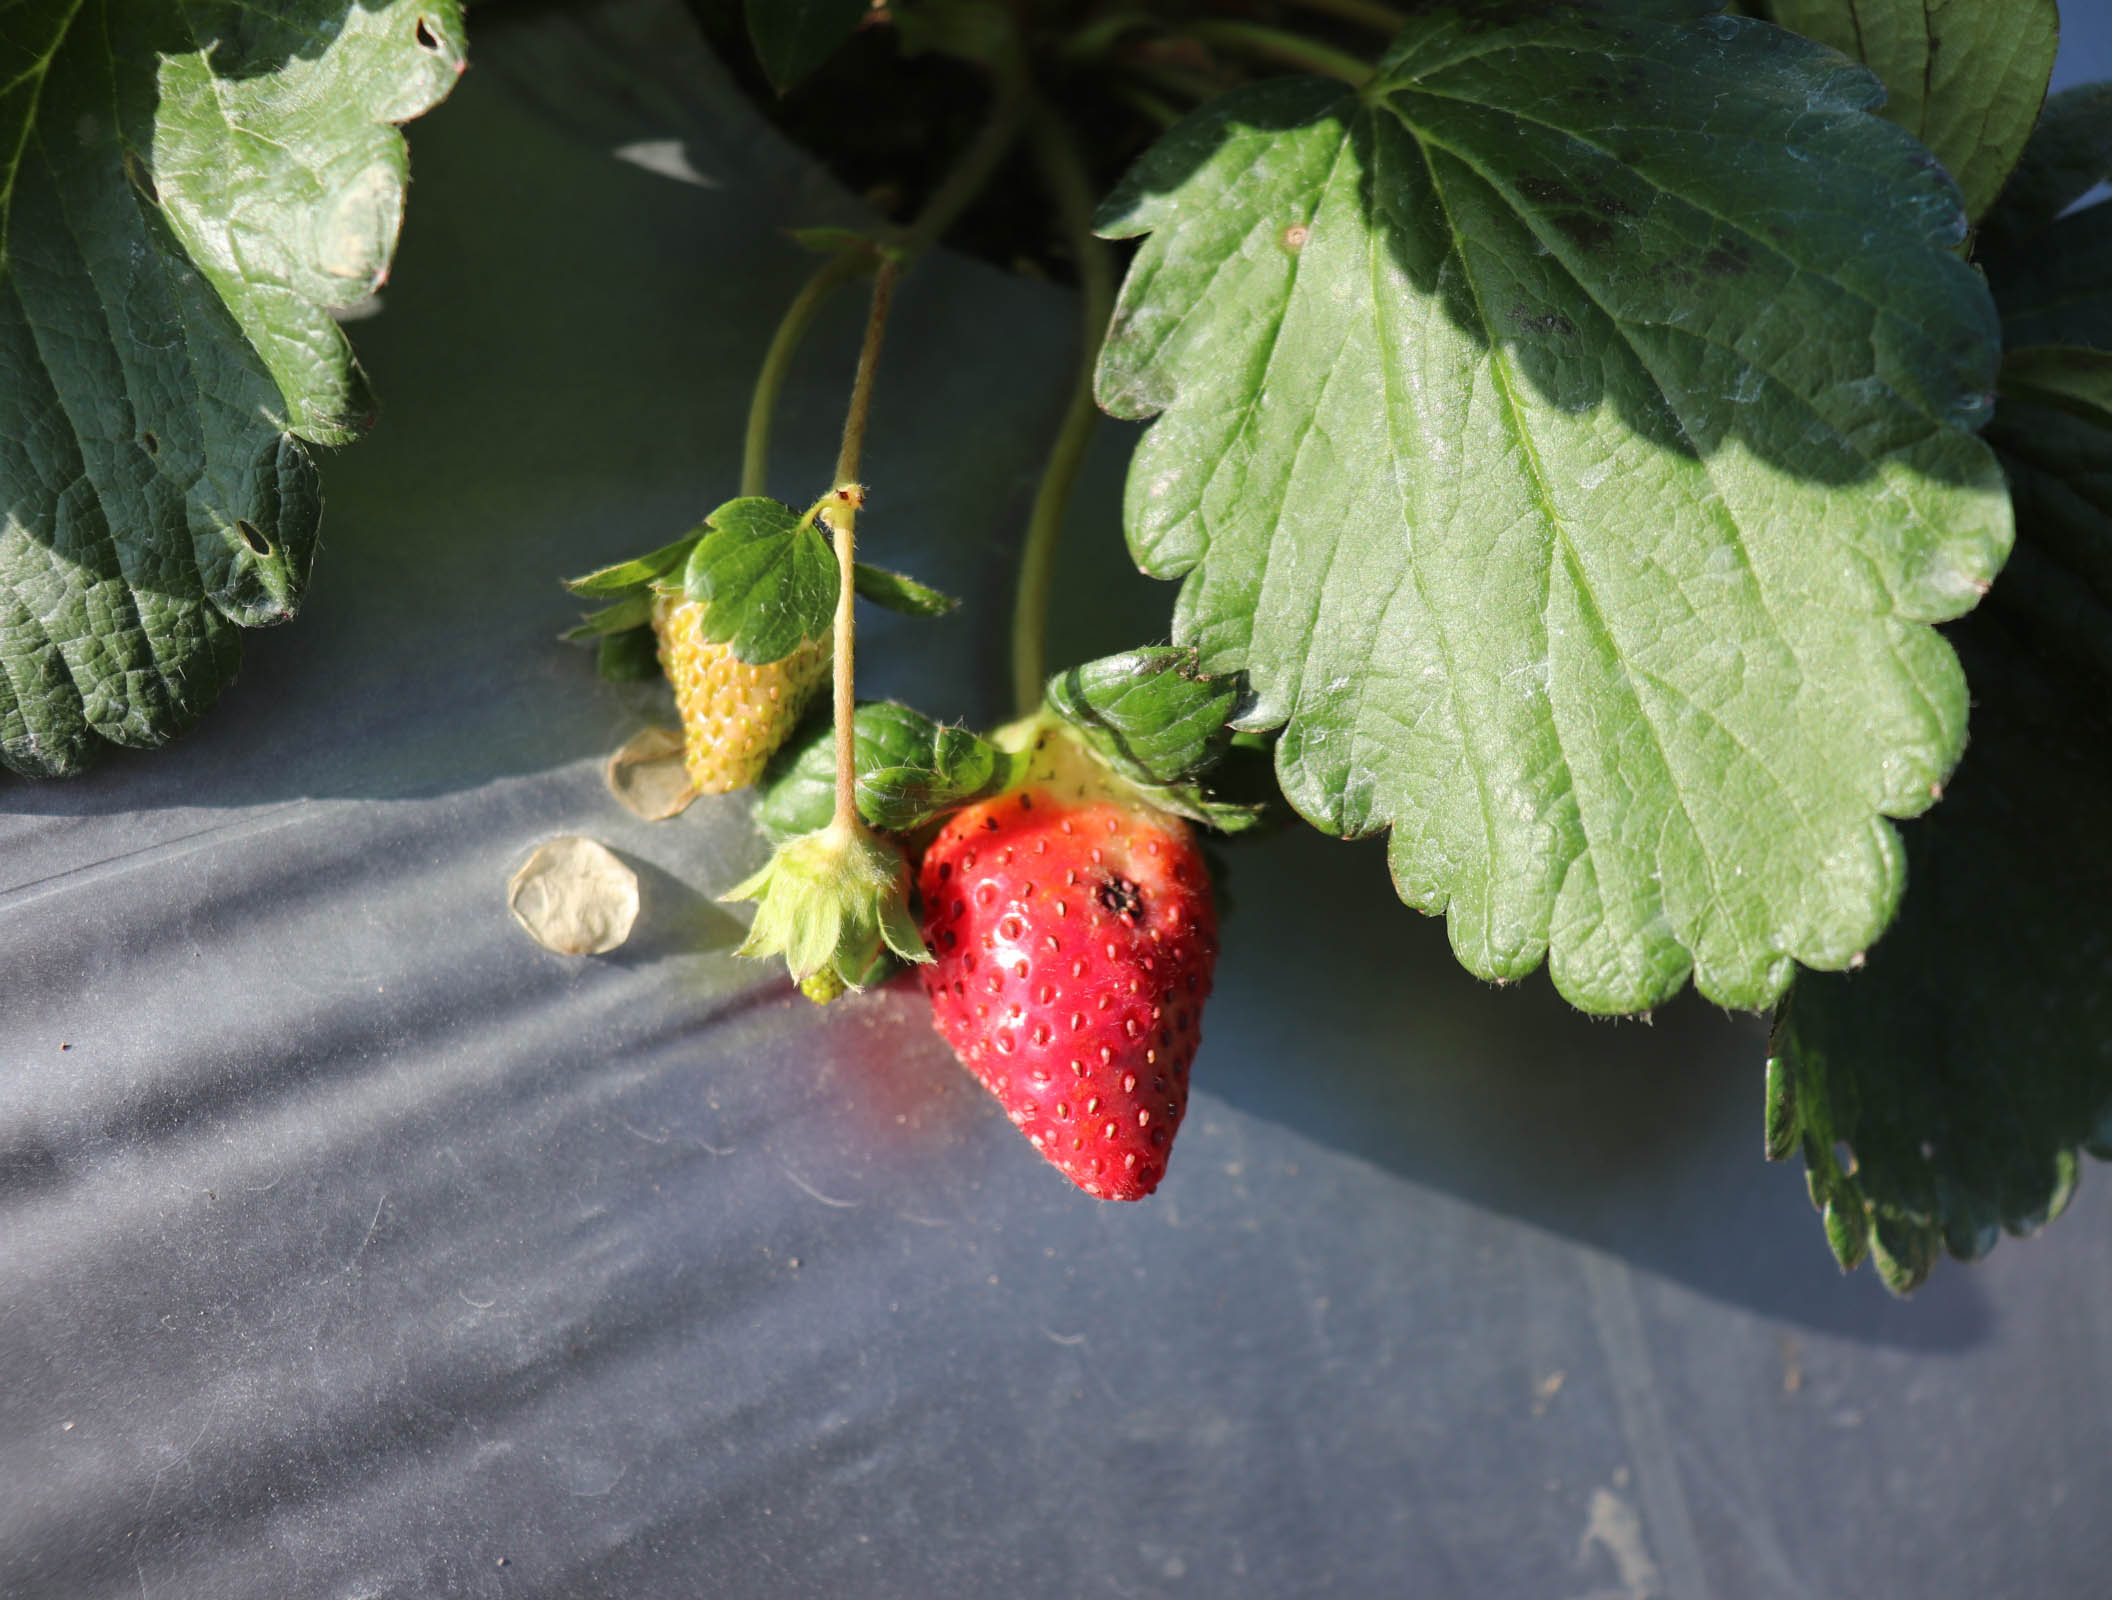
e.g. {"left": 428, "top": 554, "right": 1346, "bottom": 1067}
{"left": 741, "top": 250, "right": 871, "bottom": 497}
{"left": 1011, "top": 107, "right": 1117, "bottom": 719}
{"left": 1182, "top": 19, "right": 1374, "bottom": 85}
{"left": 1277, "top": 0, "right": 1406, "bottom": 35}
{"left": 740, "top": 41, "right": 1028, "bottom": 505}
{"left": 828, "top": 260, "right": 899, "bottom": 830}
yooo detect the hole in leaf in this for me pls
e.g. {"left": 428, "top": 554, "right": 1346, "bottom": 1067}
{"left": 414, "top": 16, "right": 440, "bottom": 50}
{"left": 234, "top": 519, "right": 272, "bottom": 558}
{"left": 140, "top": 430, "right": 159, "bottom": 455}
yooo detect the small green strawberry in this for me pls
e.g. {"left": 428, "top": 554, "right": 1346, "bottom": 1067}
{"left": 652, "top": 586, "right": 830, "bottom": 795}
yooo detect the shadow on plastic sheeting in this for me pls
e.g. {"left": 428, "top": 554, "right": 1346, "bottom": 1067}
{"left": 1196, "top": 824, "right": 1994, "bottom": 1350}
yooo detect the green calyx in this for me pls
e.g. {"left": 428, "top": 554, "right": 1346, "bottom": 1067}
{"left": 722, "top": 817, "right": 931, "bottom": 989}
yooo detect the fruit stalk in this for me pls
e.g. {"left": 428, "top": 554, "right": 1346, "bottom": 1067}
{"left": 742, "top": 250, "right": 872, "bottom": 497}
{"left": 827, "top": 259, "right": 899, "bottom": 828}
{"left": 1011, "top": 106, "right": 1116, "bottom": 718}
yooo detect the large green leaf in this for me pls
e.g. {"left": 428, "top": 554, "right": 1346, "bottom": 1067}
{"left": 1767, "top": 427, "right": 2112, "bottom": 1290}
{"left": 1763, "top": 0, "right": 2057, "bottom": 223}
{"left": 0, "top": 0, "right": 465, "bottom": 776}
{"left": 1095, "top": 0, "right": 2011, "bottom": 1013}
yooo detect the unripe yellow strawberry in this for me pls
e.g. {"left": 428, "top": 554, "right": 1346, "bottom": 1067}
{"left": 651, "top": 587, "right": 830, "bottom": 794}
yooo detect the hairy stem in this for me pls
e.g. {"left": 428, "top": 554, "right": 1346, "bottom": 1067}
{"left": 742, "top": 251, "right": 871, "bottom": 498}
{"left": 828, "top": 261, "right": 899, "bottom": 830}
{"left": 1012, "top": 108, "right": 1116, "bottom": 718}
{"left": 1183, "top": 19, "right": 1374, "bottom": 85}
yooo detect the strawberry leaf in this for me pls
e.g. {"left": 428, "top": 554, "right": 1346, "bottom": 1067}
{"left": 561, "top": 592, "right": 655, "bottom": 641}
{"left": 1766, "top": 597, "right": 2112, "bottom": 1293}
{"left": 852, "top": 562, "right": 959, "bottom": 617}
{"left": 1095, "top": 1, "right": 2011, "bottom": 1013}
{"left": 1981, "top": 197, "right": 2112, "bottom": 356}
{"left": 0, "top": 0, "right": 465, "bottom": 775}
{"left": 1764, "top": 205, "right": 2112, "bottom": 1290}
{"left": 595, "top": 626, "right": 661, "bottom": 684}
{"left": 562, "top": 531, "right": 704, "bottom": 598}
{"left": 745, "top": 0, "right": 869, "bottom": 94}
{"left": 683, "top": 497, "right": 838, "bottom": 665}
{"left": 1977, "top": 83, "right": 2112, "bottom": 246}
{"left": 1045, "top": 648, "right": 1265, "bottom": 834}
{"left": 754, "top": 702, "right": 1017, "bottom": 842}
{"left": 1762, "top": 0, "right": 2058, "bottom": 222}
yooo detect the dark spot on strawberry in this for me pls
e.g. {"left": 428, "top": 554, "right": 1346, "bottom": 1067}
{"left": 1097, "top": 875, "right": 1144, "bottom": 919}
{"left": 938, "top": 862, "right": 952, "bottom": 881}
{"left": 1019, "top": 793, "right": 1033, "bottom": 810}
{"left": 941, "top": 928, "right": 957, "bottom": 950}
{"left": 983, "top": 816, "right": 1000, "bottom": 831}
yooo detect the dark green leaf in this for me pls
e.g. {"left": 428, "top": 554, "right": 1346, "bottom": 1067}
{"left": 745, "top": 0, "right": 869, "bottom": 93}
{"left": 563, "top": 532, "right": 703, "bottom": 597}
{"left": 1979, "top": 82, "right": 2112, "bottom": 247}
{"left": 596, "top": 626, "right": 661, "bottom": 683}
{"left": 1767, "top": 348, "right": 2112, "bottom": 1293}
{"left": 857, "top": 720, "right": 1015, "bottom": 831}
{"left": 684, "top": 497, "right": 837, "bottom": 665}
{"left": 0, "top": 1, "right": 466, "bottom": 776}
{"left": 853, "top": 563, "right": 959, "bottom": 618}
{"left": 1983, "top": 202, "right": 2112, "bottom": 353}
{"left": 562, "top": 592, "right": 656, "bottom": 641}
{"left": 1984, "top": 346, "right": 2112, "bottom": 674}
{"left": 1764, "top": 0, "right": 2057, "bottom": 222}
{"left": 1043, "top": 648, "right": 1266, "bottom": 833}
{"left": 753, "top": 702, "right": 1016, "bottom": 842}
{"left": 1046, "top": 648, "right": 1245, "bottom": 786}
{"left": 1095, "top": 2, "right": 2010, "bottom": 1012}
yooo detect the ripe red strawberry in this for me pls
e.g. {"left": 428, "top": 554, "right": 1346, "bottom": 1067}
{"left": 917, "top": 733, "right": 1217, "bottom": 1200}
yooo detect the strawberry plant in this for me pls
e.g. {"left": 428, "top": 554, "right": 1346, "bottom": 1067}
{"left": 6, "top": 1, "right": 2108, "bottom": 1262}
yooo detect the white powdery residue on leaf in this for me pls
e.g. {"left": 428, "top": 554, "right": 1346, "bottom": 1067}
{"left": 507, "top": 837, "right": 639, "bottom": 955}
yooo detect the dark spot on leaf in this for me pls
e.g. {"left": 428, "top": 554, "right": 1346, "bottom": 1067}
{"left": 1518, "top": 175, "right": 1581, "bottom": 209}
{"left": 1514, "top": 307, "right": 1577, "bottom": 338}
{"left": 1702, "top": 242, "right": 1752, "bottom": 278}
{"left": 235, "top": 519, "right": 272, "bottom": 557}
{"left": 140, "top": 431, "right": 159, "bottom": 455}
{"left": 1552, "top": 212, "right": 1616, "bottom": 252}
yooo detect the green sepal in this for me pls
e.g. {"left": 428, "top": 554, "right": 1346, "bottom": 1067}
{"left": 755, "top": 701, "right": 1019, "bottom": 843}
{"left": 1044, "top": 649, "right": 1265, "bottom": 833}
{"left": 683, "top": 497, "right": 838, "bottom": 665}
{"left": 562, "top": 532, "right": 703, "bottom": 598}
{"left": 562, "top": 591, "right": 655, "bottom": 641}
{"left": 853, "top": 563, "right": 959, "bottom": 618}
{"left": 596, "top": 626, "right": 661, "bottom": 683}
{"left": 723, "top": 818, "right": 931, "bottom": 987}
